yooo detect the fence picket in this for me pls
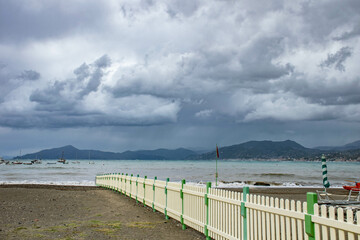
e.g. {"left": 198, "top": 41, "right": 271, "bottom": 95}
{"left": 275, "top": 198, "right": 280, "bottom": 240}
{"left": 280, "top": 199, "right": 286, "bottom": 240}
{"left": 347, "top": 209, "right": 355, "bottom": 240}
{"left": 265, "top": 196, "right": 270, "bottom": 240}
{"left": 296, "top": 201, "right": 303, "bottom": 240}
{"left": 337, "top": 207, "right": 345, "bottom": 239}
{"left": 290, "top": 200, "right": 297, "bottom": 240}
{"left": 357, "top": 211, "right": 360, "bottom": 239}
{"left": 314, "top": 204, "right": 321, "bottom": 240}
{"left": 321, "top": 204, "right": 328, "bottom": 239}
{"left": 285, "top": 199, "right": 291, "bottom": 240}
{"left": 329, "top": 206, "right": 336, "bottom": 239}
{"left": 270, "top": 197, "right": 276, "bottom": 240}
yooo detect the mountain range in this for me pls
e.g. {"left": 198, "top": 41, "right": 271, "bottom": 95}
{"left": 14, "top": 140, "right": 360, "bottom": 161}
{"left": 17, "top": 145, "right": 197, "bottom": 160}
{"left": 189, "top": 140, "right": 320, "bottom": 160}
{"left": 314, "top": 140, "right": 360, "bottom": 151}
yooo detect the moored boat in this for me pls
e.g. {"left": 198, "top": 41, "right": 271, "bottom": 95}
{"left": 12, "top": 161, "right": 23, "bottom": 165}
{"left": 57, "top": 151, "right": 67, "bottom": 164}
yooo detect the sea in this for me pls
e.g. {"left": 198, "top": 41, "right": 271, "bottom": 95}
{"left": 0, "top": 159, "right": 359, "bottom": 188}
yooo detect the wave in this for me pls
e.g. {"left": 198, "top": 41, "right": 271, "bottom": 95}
{"left": 257, "top": 173, "right": 296, "bottom": 177}
{"left": 0, "top": 180, "right": 95, "bottom": 186}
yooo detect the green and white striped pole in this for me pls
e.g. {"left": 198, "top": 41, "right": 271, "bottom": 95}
{"left": 321, "top": 154, "right": 330, "bottom": 188}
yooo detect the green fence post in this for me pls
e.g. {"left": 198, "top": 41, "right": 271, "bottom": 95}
{"left": 112, "top": 173, "right": 115, "bottom": 191}
{"left": 125, "top": 173, "right": 128, "bottom": 196}
{"left": 164, "top": 178, "right": 170, "bottom": 220}
{"left": 180, "top": 179, "right": 186, "bottom": 230}
{"left": 143, "top": 176, "right": 147, "bottom": 207}
{"left": 130, "top": 174, "right": 133, "bottom": 198}
{"left": 136, "top": 174, "right": 139, "bottom": 203}
{"left": 241, "top": 186, "right": 249, "bottom": 240}
{"left": 121, "top": 173, "right": 124, "bottom": 194}
{"left": 152, "top": 176, "right": 157, "bottom": 212}
{"left": 110, "top": 174, "right": 112, "bottom": 190}
{"left": 305, "top": 192, "right": 317, "bottom": 240}
{"left": 204, "top": 182, "right": 212, "bottom": 240}
{"left": 118, "top": 173, "right": 121, "bottom": 193}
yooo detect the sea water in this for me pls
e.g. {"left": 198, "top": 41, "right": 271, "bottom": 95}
{"left": 0, "top": 159, "right": 359, "bottom": 188}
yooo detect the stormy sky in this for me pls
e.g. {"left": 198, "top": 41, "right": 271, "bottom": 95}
{"left": 1, "top": 0, "right": 360, "bottom": 156}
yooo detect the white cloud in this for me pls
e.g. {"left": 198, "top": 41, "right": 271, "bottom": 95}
{"left": 195, "top": 109, "right": 213, "bottom": 118}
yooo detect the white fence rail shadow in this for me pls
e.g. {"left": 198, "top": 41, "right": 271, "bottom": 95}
{"left": 96, "top": 173, "right": 360, "bottom": 240}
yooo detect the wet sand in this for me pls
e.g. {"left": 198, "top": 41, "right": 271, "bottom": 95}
{"left": 0, "top": 185, "right": 350, "bottom": 239}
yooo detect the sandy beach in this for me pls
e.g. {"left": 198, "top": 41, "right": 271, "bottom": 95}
{"left": 0, "top": 185, "right": 204, "bottom": 240}
{"left": 0, "top": 185, "right": 350, "bottom": 239}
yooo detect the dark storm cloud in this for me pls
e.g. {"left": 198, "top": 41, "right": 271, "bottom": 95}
{"left": 320, "top": 47, "right": 352, "bottom": 72}
{"left": 18, "top": 70, "right": 40, "bottom": 81}
{"left": 334, "top": 24, "right": 360, "bottom": 41}
{"left": 1, "top": 0, "right": 360, "bottom": 154}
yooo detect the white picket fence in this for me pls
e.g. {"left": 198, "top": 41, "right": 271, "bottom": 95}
{"left": 96, "top": 173, "right": 360, "bottom": 240}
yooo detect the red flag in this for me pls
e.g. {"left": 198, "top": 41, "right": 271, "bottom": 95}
{"left": 216, "top": 145, "right": 220, "bottom": 158}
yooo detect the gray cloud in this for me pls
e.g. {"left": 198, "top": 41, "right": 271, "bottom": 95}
{"left": 334, "top": 24, "right": 360, "bottom": 41}
{"left": 0, "top": 54, "right": 181, "bottom": 128}
{"left": 0, "top": 0, "right": 109, "bottom": 43}
{"left": 18, "top": 70, "right": 40, "bottom": 81}
{"left": 1, "top": 0, "right": 360, "bottom": 154}
{"left": 320, "top": 47, "right": 352, "bottom": 72}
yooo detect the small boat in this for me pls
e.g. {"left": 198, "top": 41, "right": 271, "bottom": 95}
{"left": 12, "top": 161, "right": 23, "bottom": 165}
{"left": 57, "top": 151, "right": 67, "bottom": 164}
{"left": 343, "top": 181, "right": 360, "bottom": 191}
{"left": 58, "top": 159, "right": 66, "bottom": 164}
{"left": 31, "top": 159, "right": 42, "bottom": 164}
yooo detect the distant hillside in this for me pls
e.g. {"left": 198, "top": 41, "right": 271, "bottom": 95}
{"left": 16, "top": 145, "right": 197, "bottom": 160}
{"left": 315, "top": 140, "right": 360, "bottom": 151}
{"left": 188, "top": 140, "right": 320, "bottom": 160}
{"left": 14, "top": 139, "right": 360, "bottom": 161}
